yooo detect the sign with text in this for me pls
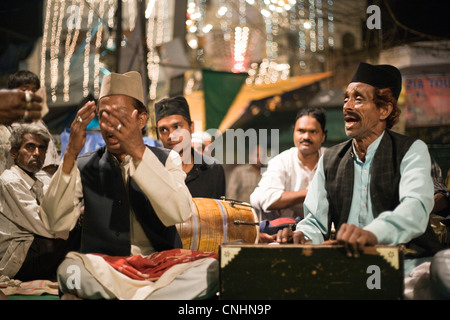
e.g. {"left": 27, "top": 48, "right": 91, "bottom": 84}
{"left": 404, "top": 74, "right": 450, "bottom": 127}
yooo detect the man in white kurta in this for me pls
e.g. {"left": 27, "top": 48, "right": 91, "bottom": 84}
{"left": 250, "top": 108, "right": 327, "bottom": 221}
{"left": 0, "top": 124, "right": 73, "bottom": 281}
{"left": 39, "top": 72, "right": 218, "bottom": 300}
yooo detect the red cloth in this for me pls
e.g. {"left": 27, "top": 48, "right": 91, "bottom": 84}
{"left": 270, "top": 217, "right": 297, "bottom": 226}
{"left": 94, "top": 249, "right": 217, "bottom": 281}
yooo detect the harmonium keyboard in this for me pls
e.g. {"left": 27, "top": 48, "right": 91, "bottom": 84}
{"left": 219, "top": 243, "right": 404, "bottom": 300}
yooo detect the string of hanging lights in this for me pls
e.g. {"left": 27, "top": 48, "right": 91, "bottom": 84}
{"left": 39, "top": 0, "right": 334, "bottom": 104}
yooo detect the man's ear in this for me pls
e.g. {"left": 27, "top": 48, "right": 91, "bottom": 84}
{"left": 380, "top": 102, "right": 393, "bottom": 121}
{"left": 138, "top": 112, "right": 148, "bottom": 129}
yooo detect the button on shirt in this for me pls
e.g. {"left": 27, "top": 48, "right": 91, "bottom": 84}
{"left": 347, "top": 134, "right": 382, "bottom": 227}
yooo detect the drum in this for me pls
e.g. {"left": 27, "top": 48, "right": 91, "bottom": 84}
{"left": 176, "top": 198, "right": 259, "bottom": 254}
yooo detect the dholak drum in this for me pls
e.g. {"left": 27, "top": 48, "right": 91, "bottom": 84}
{"left": 176, "top": 198, "right": 259, "bottom": 254}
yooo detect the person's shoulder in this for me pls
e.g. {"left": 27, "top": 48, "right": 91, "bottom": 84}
{"left": 324, "top": 139, "right": 352, "bottom": 153}
{"left": 35, "top": 170, "right": 52, "bottom": 184}
{"left": 268, "top": 147, "right": 294, "bottom": 162}
{"left": 0, "top": 168, "right": 16, "bottom": 182}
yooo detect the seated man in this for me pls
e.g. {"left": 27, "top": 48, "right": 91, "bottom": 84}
{"left": 250, "top": 107, "right": 327, "bottom": 221}
{"left": 279, "top": 62, "right": 443, "bottom": 260}
{"left": 39, "top": 72, "right": 218, "bottom": 300}
{"left": 154, "top": 96, "right": 226, "bottom": 199}
{"left": 0, "top": 124, "right": 79, "bottom": 281}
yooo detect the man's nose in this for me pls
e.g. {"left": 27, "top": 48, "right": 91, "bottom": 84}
{"left": 343, "top": 100, "right": 354, "bottom": 114}
{"left": 33, "top": 146, "right": 45, "bottom": 156}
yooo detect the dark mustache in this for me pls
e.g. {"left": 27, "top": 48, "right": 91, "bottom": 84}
{"left": 300, "top": 139, "right": 313, "bottom": 144}
{"left": 29, "top": 157, "right": 43, "bottom": 165}
{"left": 343, "top": 110, "right": 361, "bottom": 120}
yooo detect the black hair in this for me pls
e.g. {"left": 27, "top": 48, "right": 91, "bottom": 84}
{"left": 8, "top": 70, "right": 40, "bottom": 90}
{"left": 295, "top": 107, "right": 327, "bottom": 133}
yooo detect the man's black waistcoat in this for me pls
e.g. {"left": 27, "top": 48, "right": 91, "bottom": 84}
{"left": 77, "top": 146, "right": 182, "bottom": 256}
{"left": 323, "top": 130, "right": 443, "bottom": 257}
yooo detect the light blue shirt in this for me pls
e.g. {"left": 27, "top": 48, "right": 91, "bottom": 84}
{"left": 297, "top": 131, "right": 434, "bottom": 245}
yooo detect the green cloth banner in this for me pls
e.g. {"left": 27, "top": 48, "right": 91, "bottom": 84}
{"left": 202, "top": 69, "right": 248, "bottom": 130}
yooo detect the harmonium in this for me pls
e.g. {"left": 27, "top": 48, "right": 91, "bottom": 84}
{"left": 219, "top": 243, "right": 404, "bottom": 300}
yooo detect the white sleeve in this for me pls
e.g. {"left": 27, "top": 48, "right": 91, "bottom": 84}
{"left": 39, "top": 160, "right": 83, "bottom": 233}
{"left": 250, "top": 154, "right": 287, "bottom": 212}
{"left": 131, "top": 148, "right": 194, "bottom": 226}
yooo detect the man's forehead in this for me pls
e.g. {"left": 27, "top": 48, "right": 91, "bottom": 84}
{"left": 345, "top": 82, "right": 376, "bottom": 96}
{"left": 22, "top": 133, "right": 46, "bottom": 145}
{"left": 157, "top": 114, "right": 189, "bottom": 127}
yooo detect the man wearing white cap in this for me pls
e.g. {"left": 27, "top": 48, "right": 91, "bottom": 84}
{"left": 38, "top": 71, "right": 218, "bottom": 300}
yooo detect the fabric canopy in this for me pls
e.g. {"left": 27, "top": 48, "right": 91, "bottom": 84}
{"left": 185, "top": 71, "right": 333, "bottom": 133}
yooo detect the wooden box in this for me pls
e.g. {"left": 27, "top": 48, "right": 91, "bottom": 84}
{"left": 219, "top": 244, "right": 404, "bottom": 300}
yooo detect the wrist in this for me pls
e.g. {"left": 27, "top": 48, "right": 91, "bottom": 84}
{"left": 131, "top": 144, "right": 146, "bottom": 162}
{"left": 62, "top": 151, "right": 77, "bottom": 174}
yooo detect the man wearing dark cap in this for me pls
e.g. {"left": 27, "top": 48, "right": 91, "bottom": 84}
{"left": 154, "top": 95, "right": 225, "bottom": 199}
{"left": 38, "top": 72, "right": 218, "bottom": 299}
{"left": 280, "top": 62, "right": 443, "bottom": 260}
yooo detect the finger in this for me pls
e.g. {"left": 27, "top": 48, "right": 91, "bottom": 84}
{"left": 22, "top": 110, "right": 43, "bottom": 123}
{"left": 74, "top": 101, "right": 96, "bottom": 126}
{"left": 281, "top": 227, "right": 292, "bottom": 243}
{"left": 30, "top": 93, "right": 43, "bottom": 103}
{"left": 322, "top": 239, "right": 339, "bottom": 245}
{"left": 103, "top": 105, "right": 131, "bottom": 122}
{"left": 100, "top": 111, "right": 122, "bottom": 133}
{"left": 336, "top": 224, "right": 354, "bottom": 257}
{"left": 131, "top": 109, "right": 139, "bottom": 121}
{"left": 343, "top": 226, "right": 363, "bottom": 258}
{"left": 275, "top": 228, "right": 289, "bottom": 243}
{"left": 292, "top": 231, "right": 305, "bottom": 244}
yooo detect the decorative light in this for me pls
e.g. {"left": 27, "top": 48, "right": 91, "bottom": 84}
{"left": 233, "top": 26, "right": 249, "bottom": 73}
{"left": 83, "top": 2, "right": 94, "bottom": 98}
{"left": 93, "top": 0, "right": 105, "bottom": 98}
{"left": 63, "top": 0, "right": 84, "bottom": 102}
{"left": 40, "top": 0, "right": 52, "bottom": 89}
{"left": 202, "top": 24, "right": 213, "bottom": 33}
{"left": 49, "top": 0, "right": 66, "bottom": 103}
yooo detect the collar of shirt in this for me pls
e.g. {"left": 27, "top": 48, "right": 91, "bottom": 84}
{"left": 295, "top": 146, "right": 326, "bottom": 172}
{"left": 351, "top": 131, "right": 385, "bottom": 165}
{"left": 10, "top": 165, "right": 37, "bottom": 191}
